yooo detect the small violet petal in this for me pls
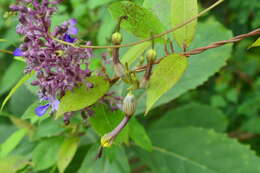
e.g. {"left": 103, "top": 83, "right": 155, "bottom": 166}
{"left": 49, "top": 97, "right": 60, "bottom": 112}
{"left": 35, "top": 104, "right": 50, "bottom": 116}
{"left": 68, "top": 26, "right": 78, "bottom": 35}
{"left": 69, "top": 18, "right": 77, "bottom": 26}
{"left": 13, "top": 48, "right": 23, "bottom": 56}
{"left": 63, "top": 34, "right": 76, "bottom": 43}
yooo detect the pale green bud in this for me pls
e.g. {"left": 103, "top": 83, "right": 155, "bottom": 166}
{"left": 112, "top": 32, "right": 123, "bottom": 45}
{"left": 146, "top": 49, "right": 156, "bottom": 60}
{"left": 122, "top": 93, "right": 137, "bottom": 116}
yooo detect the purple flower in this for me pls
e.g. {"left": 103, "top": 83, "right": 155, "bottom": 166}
{"left": 35, "top": 104, "right": 50, "bottom": 116}
{"left": 68, "top": 18, "right": 78, "bottom": 35}
{"left": 63, "top": 34, "right": 76, "bottom": 43}
{"left": 11, "top": 0, "right": 93, "bottom": 104}
{"left": 13, "top": 48, "right": 23, "bottom": 56}
{"left": 35, "top": 96, "right": 60, "bottom": 116}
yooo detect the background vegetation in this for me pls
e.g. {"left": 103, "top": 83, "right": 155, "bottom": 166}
{"left": 0, "top": 0, "right": 259, "bottom": 172}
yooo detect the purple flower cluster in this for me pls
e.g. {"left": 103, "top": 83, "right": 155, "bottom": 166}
{"left": 10, "top": 0, "right": 93, "bottom": 116}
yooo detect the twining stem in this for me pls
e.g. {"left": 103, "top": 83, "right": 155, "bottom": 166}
{"left": 134, "top": 28, "right": 260, "bottom": 72}
{"left": 51, "top": 0, "right": 224, "bottom": 49}
{"left": 109, "top": 28, "right": 260, "bottom": 83}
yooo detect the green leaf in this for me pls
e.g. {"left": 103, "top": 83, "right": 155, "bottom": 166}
{"left": 151, "top": 103, "right": 228, "bottom": 132}
{"left": 89, "top": 58, "right": 102, "bottom": 71}
{"left": 210, "top": 95, "right": 227, "bottom": 108}
{"left": 109, "top": 1, "right": 164, "bottom": 39}
{"left": 9, "top": 116, "right": 35, "bottom": 137}
{"left": 0, "top": 61, "right": 25, "bottom": 95}
{"left": 135, "top": 17, "right": 233, "bottom": 114}
{"left": 14, "top": 56, "right": 26, "bottom": 62}
{"left": 248, "top": 37, "right": 260, "bottom": 49}
{"left": 32, "top": 136, "right": 64, "bottom": 171}
{"left": 0, "top": 129, "right": 27, "bottom": 158}
{"left": 0, "top": 155, "right": 28, "bottom": 173}
{"left": 238, "top": 96, "right": 260, "bottom": 117}
{"left": 87, "top": 0, "right": 115, "bottom": 9}
{"left": 97, "top": 9, "right": 117, "bottom": 45}
{"left": 146, "top": 54, "right": 188, "bottom": 114}
{"left": 143, "top": 0, "right": 171, "bottom": 29}
{"left": 121, "top": 41, "right": 151, "bottom": 66}
{"left": 241, "top": 117, "right": 260, "bottom": 133}
{"left": 57, "top": 76, "right": 109, "bottom": 117}
{"left": 57, "top": 137, "right": 79, "bottom": 173}
{"left": 129, "top": 118, "right": 152, "bottom": 151}
{"left": 171, "top": 0, "right": 198, "bottom": 48}
{"left": 1, "top": 71, "right": 35, "bottom": 111}
{"left": 78, "top": 145, "right": 130, "bottom": 173}
{"left": 89, "top": 104, "right": 129, "bottom": 144}
{"left": 34, "top": 119, "right": 65, "bottom": 139}
{"left": 138, "top": 127, "right": 260, "bottom": 173}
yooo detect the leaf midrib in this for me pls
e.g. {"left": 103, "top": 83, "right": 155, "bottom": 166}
{"left": 153, "top": 146, "right": 220, "bottom": 173}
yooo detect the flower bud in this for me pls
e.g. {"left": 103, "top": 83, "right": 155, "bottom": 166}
{"left": 112, "top": 32, "right": 122, "bottom": 45}
{"left": 146, "top": 49, "right": 156, "bottom": 60}
{"left": 122, "top": 93, "right": 137, "bottom": 116}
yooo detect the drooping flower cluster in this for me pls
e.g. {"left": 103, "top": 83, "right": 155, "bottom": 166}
{"left": 10, "top": 0, "right": 93, "bottom": 116}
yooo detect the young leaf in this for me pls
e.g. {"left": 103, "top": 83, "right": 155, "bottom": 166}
{"left": 138, "top": 127, "right": 260, "bottom": 173}
{"left": 171, "top": 0, "right": 198, "bottom": 48}
{"left": 0, "top": 155, "right": 28, "bottom": 173}
{"left": 248, "top": 37, "right": 260, "bottom": 49}
{"left": 0, "top": 129, "right": 27, "bottom": 158}
{"left": 109, "top": 1, "right": 164, "bottom": 39}
{"left": 121, "top": 42, "right": 151, "bottom": 66}
{"left": 57, "top": 76, "right": 109, "bottom": 118}
{"left": 89, "top": 104, "right": 129, "bottom": 144}
{"left": 57, "top": 137, "right": 79, "bottom": 173}
{"left": 0, "top": 61, "right": 25, "bottom": 95}
{"left": 1, "top": 71, "right": 35, "bottom": 111}
{"left": 129, "top": 118, "right": 153, "bottom": 151}
{"left": 143, "top": 0, "right": 171, "bottom": 29}
{"left": 150, "top": 103, "right": 228, "bottom": 132}
{"left": 146, "top": 54, "right": 188, "bottom": 114}
{"left": 32, "top": 136, "right": 64, "bottom": 171}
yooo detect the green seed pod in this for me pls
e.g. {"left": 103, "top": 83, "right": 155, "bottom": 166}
{"left": 146, "top": 49, "right": 156, "bottom": 60}
{"left": 112, "top": 32, "right": 123, "bottom": 45}
{"left": 122, "top": 93, "right": 137, "bottom": 116}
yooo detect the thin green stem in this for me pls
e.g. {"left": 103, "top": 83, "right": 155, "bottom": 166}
{"left": 51, "top": 0, "right": 224, "bottom": 49}
{"left": 0, "top": 49, "right": 13, "bottom": 54}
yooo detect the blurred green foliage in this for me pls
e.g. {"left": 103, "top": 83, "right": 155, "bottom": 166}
{"left": 0, "top": 0, "right": 259, "bottom": 172}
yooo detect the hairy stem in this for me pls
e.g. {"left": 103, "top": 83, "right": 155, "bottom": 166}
{"left": 108, "top": 115, "right": 131, "bottom": 141}
{"left": 134, "top": 28, "right": 260, "bottom": 72}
